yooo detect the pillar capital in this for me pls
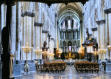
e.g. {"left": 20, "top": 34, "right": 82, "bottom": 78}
{"left": 96, "top": 20, "right": 105, "bottom": 25}
{"left": 104, "top": 8, "right": 111, "bottom": 14}
{"left": 34, "top": 22, "right": 43, "bottom": 27}
{"left": 21, "top": 11, "right": 35, "bottom": 17}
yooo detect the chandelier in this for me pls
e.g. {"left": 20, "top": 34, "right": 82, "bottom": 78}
{"left": 108, "top": 45, "right": 111, "bottom": 50}
{"left": 34, "top": 47, "right": 42, "bottom": 55}
{"left": 98, "top": 48, "right": 107, "bottom": 54}
{"left": 22, "top": 42, "right": 32, "bottom": 60}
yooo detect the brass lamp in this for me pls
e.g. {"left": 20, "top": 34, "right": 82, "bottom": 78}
{"left": 93, "top": 50, "right": 98, "bottom": 62}
{"left": 10, "top": 54, "right": 14, "bottom": 78}
{"left": 34, "top": 47, "right": 42, "bottom": 59}
{"left": 107, "top": 45, "right": 111, "bottom": 60}
{"left": 94, "top": 50, "right": 98, "bottom": 56}
{"left": 58, "top": 48, "right": 62, "bottom": 58}
{"left": 107, "top": 45, "right": 111, "bottom": 50}
{"left": 42, "top": 49, "right": 49, "bottom": 61}
{"left": 21, "top": 42, "right": 33, "bottom": 73}
{"left": 22, "top": 42, "right": 32, "bottom": 60}
{"left": 98, "top": 48, "right": 107, "bottom": 60}
{"left": 78, "top": 45, "right": 84, "bottom": 59}
{"left": 42, "top": 50, "right": 48, "bottom": 56}
{"left": 48, "top": 52, "right": 54, "bottom": 60}
{"left": 98, "top": 49, "right": 107, "bottom": 53}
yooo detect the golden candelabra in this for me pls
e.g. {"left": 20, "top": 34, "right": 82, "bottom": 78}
{"left": 34, "top": 47, "right": 42, "bottom": 59}
{"left": 94, "top": 50, "right": 98, "bottom": 56}
{"left": 93, "top": 50, "right": 98, "bottom": 62}
{"left": 42, "top": 50, "right": 49, "bottom": 61}
{"left": 107, "top": 45, "right": 111, "bottom": 60}
{"left": 21, "top": 42, "right": 32, "bottom": 73}
{"left": 22, "top": 43, "right": 32, "bottom": 60}
{"left": 98, "top": 48, "right": 107, "bottom": 60}
{"left": 42, "top": 50, "right": 48, "bottom": 56}
{"left": 57, "top": 48, "right": 62, "bottom": 58}
{"left": 108, "top": 45, "right": 111, "bottom": 50}
{"left": 41, "top": 48, "right": 55, "bottom": 60}
{"left": 78, "top": 45, "right": 84, "bottom": 59}
{"left": 10, "top": 54, "right": 14, "bottom": 78}
{"left": 48, "top": 52, "right": 54, "bottom": 60}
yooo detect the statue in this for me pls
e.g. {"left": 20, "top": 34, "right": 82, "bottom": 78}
{"left": 42, "top": 41, "right": 48, "bottom": 61}
{"left": 82, "top": 28, "right": 98, "bottom": 62}
{"left": 86, "top": 28, "right": 92, "bottom": 41}
{"left": 86, "top": 28, "right": 90, "bottom": 40}
{"left": 42, "top": 41, "right": 48, "bottom": 51}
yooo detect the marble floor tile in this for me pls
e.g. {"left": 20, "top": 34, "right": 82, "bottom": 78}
{"left": 15, "top": 66, "right": 111, "bottom": 79}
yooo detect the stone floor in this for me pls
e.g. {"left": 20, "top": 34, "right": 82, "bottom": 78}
{"left": 15, "top": 65, "right": 111, "bottom": 79}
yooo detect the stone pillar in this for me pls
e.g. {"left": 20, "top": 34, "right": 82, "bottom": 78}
{"left": 0, "top": 4, "right": 2, "bottom": 79}
{"left": 27, "top": 16, "right": 31, "bottom": 60}
{"left": 21, "top": 14, "right": 25, "bottom": 60}
{"left": 98, "top": 24, "right": 100, "bottom": 48}
{"left": 34, "top": 22, "right": 43, "bottom": 59}
{"left": 10, "top": 4, "right": 16, "bottom": 78}
{"left": 35, "top": 26, "right": 37, "bottom": 48}
{"left": 55, "top": 14, "right": 58, "bottom": 48}
{"left": 96, "top": 20, "right": 105, "bottom": 60}
{"left": 57, "top": 20, "right": 59, "bottom": 49}
{"left": 104, "top": 8, "right": 111, "bottom": 45}
{"left": 104, "top": 8, "right": 111, "bottom": 60}
{"left": 80, "top": 20, "right": 83, "bottom": 45}
{"left": 10, "top": 5, "right": 16, "bottom": 54}
{"left": 96, "top": 21, "right": 101, "bottom": 48}
{"left": 2, "top": 1, "right": 12, "bottom": 79}
{"left": 106, "top": 14, "right": 110, "bottom": 45}
{"left": 18, "top": 2, "right": 23, "bottom": 61}
{"left": 1, "top": 4, "right": 6, "bottom": 29}
{"left": 17, "top": 2, "right": 22, "bottom": 61}
{"left": 40, "top": 26, "right": 42, "bottom": 48}
{"left": 31, "top": 18, "right": 34, "bottom": 60}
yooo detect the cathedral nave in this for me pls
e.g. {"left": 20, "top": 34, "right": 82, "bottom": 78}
{"left": 0, "top": 0, "right": 111, "bottom": 79}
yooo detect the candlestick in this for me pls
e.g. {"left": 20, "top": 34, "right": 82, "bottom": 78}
{"left": 34, "top": 47, "right": 42, "bottom": 59}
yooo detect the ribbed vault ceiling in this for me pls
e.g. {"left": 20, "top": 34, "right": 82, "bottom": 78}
{"left": 53, "top": 2, "right": 83, "bottom": 20}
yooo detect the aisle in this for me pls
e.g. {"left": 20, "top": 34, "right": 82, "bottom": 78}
{"left": 15, "top": 66, "right": 111, "bottom": 79}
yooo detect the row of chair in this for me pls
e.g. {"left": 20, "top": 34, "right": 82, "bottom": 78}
{"left": 74, "top": 61, "right": 99, "bottom": 73}
{"left": 36, "top": 61, "right": 66, "bottom": 72}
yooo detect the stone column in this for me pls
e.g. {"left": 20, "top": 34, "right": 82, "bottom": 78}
{"left": 96, "top": 20, "right": 105, "bottom": 60}
{"left": 27, "top": 16, "right": 30, "bottom": 60}
{"left": 1, "top": 4, "right": 6, "bottom": 29}
{"left": 23, "top": 16, "right": 26, "bottom": 60}
{"left": 10, "top": 4, "right": 16, "bottom": 78}
{"left": 104, "top": 9, "right": 110, "bottom": 45}
{"left": 21, "top": 13, "right": 24, "bottom": 60}
{"left": 55, "top": 14, "right": 58, "bottom": 48}
{"left": 21, "top": 16, "right": 25, "bottom": 60}
{"left": 0, "top": 4, "right": 2, "bottom": 79}
{"left": 80, "top": 20, "right": 83, "bottom": 45}
{"left": 96, "top": 21, "right": 101, "bottom": 48}
{"left": 40, "top": 26, "right": 42, "bottom": 48}
{"left": 104, "top": 8, "right": 111, "bottom": 60}
{"left": 34, "top": 22, "right": 43, "bottom": 59}
{"left": 2, "top": 1, "right": 12, "bottom": 78}
{"left": 10, "top": 4, "right": 16, "bottom": 54}
{"left": 106, "top": 14, "right": 109, "bottom": 45}
{"left": 31, "top": 17, "right": 34, "bottom": 60}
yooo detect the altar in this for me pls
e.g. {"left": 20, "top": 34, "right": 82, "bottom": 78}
{"left": 65, "top": 52, "right": 75, "bottom": 59}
